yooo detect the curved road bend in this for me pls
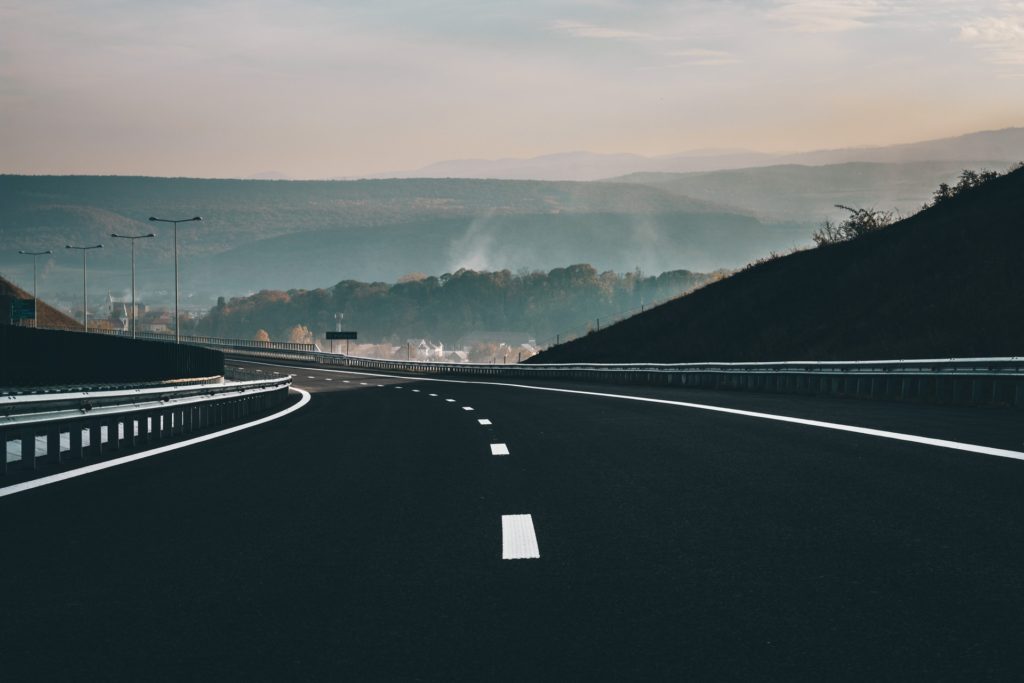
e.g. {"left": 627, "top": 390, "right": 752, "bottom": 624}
{"left": 2, "top": 358, "right": 1023, "bottom": 680}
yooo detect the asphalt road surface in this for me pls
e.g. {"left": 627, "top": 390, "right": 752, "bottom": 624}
{"left": 3, "top": 359, "right": 1023, "bottom": 681}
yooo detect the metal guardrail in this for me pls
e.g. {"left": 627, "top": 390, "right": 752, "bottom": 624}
{"left": 219, "top": 345, "right": 1024, "bottom": 409}
{"left": 26, "top": 324, "right": 1022, "bottom": 408}
{"left": 2, "top": 376, "right": 292, "bottom": 476}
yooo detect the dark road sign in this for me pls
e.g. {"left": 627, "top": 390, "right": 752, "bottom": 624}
{"left": 11, "top": 299, "right": 35, "bottom": 321}
{"left": 326, "top": 331, "right": 357, "bottom": 340}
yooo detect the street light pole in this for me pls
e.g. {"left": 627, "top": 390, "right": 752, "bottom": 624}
{"left": 149, "top": 215, "right": 202, "bottom": 344}
{"left": 65, "top": 244, "right": 103, "bottom": 332}
{"left": 17, "top": 249, "right": 53, "bottom": 328}
{"left": 111, "top": 232, "right": 155, "bottom": 339}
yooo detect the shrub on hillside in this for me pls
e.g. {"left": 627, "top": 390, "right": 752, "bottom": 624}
{"left": 812, "top": 205, "right": 896, "bottom": 246}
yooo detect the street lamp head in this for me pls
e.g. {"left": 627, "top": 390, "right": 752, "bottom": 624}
{"left": 149, "top": 217, "right": 158, "bottom": 221}
{"left": 111, "top": 233, "right": 120, "bottom": 238}
{"left": 146, "top": 233, "right": 155, "bottom": 237}
{"left": 192, "top": 216, "right": 202, "bottom": 222}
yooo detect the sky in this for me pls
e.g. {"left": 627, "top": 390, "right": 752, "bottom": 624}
{"left": 1, "top": 0, "right": 1022, "bottom": 178}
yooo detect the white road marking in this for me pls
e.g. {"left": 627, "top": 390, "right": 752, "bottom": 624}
{"left": 502, "top": 514, "right": 540, "bottom": 560}
{"left": 491, "top": 443, "right": 510, "bottom": 456}
{"left": 429, "top": 393, "right": 438, "bottom": 397}
{"left": 478, "top": 419, "right": 492, "bottom": 425}
{"left": 395, "top": 386, "right": 403, "bottom": 389}
{"left": 324, "top": 378, "right": 332, "bottom": 381}
{"left": 462, "top": 406, "right": 474, "bottom": 411}
{"left": 0, "top": 389, "right": 312, "bottom": 499}
{"left": 360, "top": 382, "right": 368, "bottom": 385}
{"left": 307, "top": 376, "right": 316, "bottom": 379}
{"left": 240, "top": 361, "right": 1024, "bottom": 462}
{"left": 445, "top": 398, "right": 456, "bottom": 403}
{"left": 343, "top": 380, "right": 350, "bottom": 383}
{"left": 412, "top": 389, "right": 420, "bottom": 393}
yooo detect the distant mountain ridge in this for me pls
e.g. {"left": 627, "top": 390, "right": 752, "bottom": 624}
{"left": 369, "top": 127, "right": 1024, "bottom": 181}
{"left": 613, "top": 160, "right": 1018, "bottom": 222}
{"left": 0, "top": 175, "right": 802, "bottom": 304}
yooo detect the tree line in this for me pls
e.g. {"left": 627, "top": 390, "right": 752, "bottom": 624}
{"left": 189, "top": 264, "right": 719, "bottom": 347}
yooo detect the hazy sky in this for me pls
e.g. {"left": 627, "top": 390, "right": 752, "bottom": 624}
{"left": 2, "top": 0, "right": 1022, "bottom": 178}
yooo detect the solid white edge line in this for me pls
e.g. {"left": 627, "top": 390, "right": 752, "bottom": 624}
{"left": 0, "top": 388, "right": 312, "bottom": 499}
{"left": 237, "top": 361, "right": 1024, "bottom": 461}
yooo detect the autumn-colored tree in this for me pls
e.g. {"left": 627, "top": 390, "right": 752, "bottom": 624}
{"left": 287, "top": 325, "right": 314, "bottom": 344}
{"left": 253, "top": 329, "right": 270, "bottom": 342}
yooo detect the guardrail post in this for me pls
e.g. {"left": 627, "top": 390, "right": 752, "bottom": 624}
{"left": 21, "top": 430, "right": 36, "bottom": 471}
{"left": 47, "top": 425, "right": 61, "bottom": 465}
{"left": 107, "top": 417, "right": 121, "bottom": 452}
{"left": 70, "top": 424, "right": 83, "bottom": 459}
{"left": 124, "top": 417, "right": 136, "bottom": 448}
{"left": 89, "top": 421, "right": 103, "bottom": 457}
{"left": 1, "top": 434, "right": 8, "bottom": 475}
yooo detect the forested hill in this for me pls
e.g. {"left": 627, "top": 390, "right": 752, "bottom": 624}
{"left": 191, "top": 265, "right": 719, "bottom": 347}
{"left": 531, "top": 166, "right": 1024, "bottom": 363}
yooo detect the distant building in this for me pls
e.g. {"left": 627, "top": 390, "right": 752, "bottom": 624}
{"left": 459, "top": 330, "right": 535, "bottom": 349}
{"left": 106, "top": 291, "right": 147, "bottom": 331}
{"left": 406, "top": 338, "right": 444, "bottom": 360}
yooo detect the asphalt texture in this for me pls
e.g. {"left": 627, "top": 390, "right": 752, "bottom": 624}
{"left": 2, "top": 359, "right": 1023, "bottom": 681}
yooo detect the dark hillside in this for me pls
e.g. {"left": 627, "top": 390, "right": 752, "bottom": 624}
{"left": 532, "top": 167, "right": 1024, "bottom": 362}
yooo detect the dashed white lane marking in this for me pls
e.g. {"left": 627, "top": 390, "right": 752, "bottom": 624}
{"left": 478, "top": 419, "right": 492, "bottom": 425}
{"left": 377, "top": 384, "right": 384, "bottom": 387}
{"left": 429, "top": 393, "right": 438, "bottom": 397}
{"left": 307, "top": 376, "right": 316, "bottom": 379}
{"left": 360, "top": 382, "right": 368, "bottom": 385}
{"left": 0, "top": 389, "right": 312, "bottom": 499}
{"left": 491, "top": 443, "right": 510, "bottom": 456}
{"left": 462, "top": 406, "right": 474, "bottom": 411}
{"left": 240, "top": 361, "right": 1023, "bottom": 462}
{"left": 412, "top": 389, "right": 420, "bottom": 393}
{"left": 445, "top": 398, "right": 456, "bottom": 403}
{"left": 324, "top": 378, "right": 332, "bottom": 381}
{"left": 343, "top": 380, "right": 350, "bottom": 383}
{"left": 395, "top": 386, "right": 403, "bottom": 389}
{"left": 502, "top": 514, "right": 540, "bottom": 560}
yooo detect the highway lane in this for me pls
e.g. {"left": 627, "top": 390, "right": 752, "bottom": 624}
{"left": 2, "top": 359, "right": 1023, "bottom": 680}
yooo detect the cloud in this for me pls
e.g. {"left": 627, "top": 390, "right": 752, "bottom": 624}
{"left": 550, "top": 20, "right": 663, "bottom": 41}
{"left": 550, "top": 18, "right": 739, "bottom": 64}
{"left": 769, "top": 0, "right": 887, "bottom": 32}
{"left": 664, "top": 48, "right": 741, "bottom": 66}
{"left": 960, "top": 13, "right": 1024, "bottom": 64}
